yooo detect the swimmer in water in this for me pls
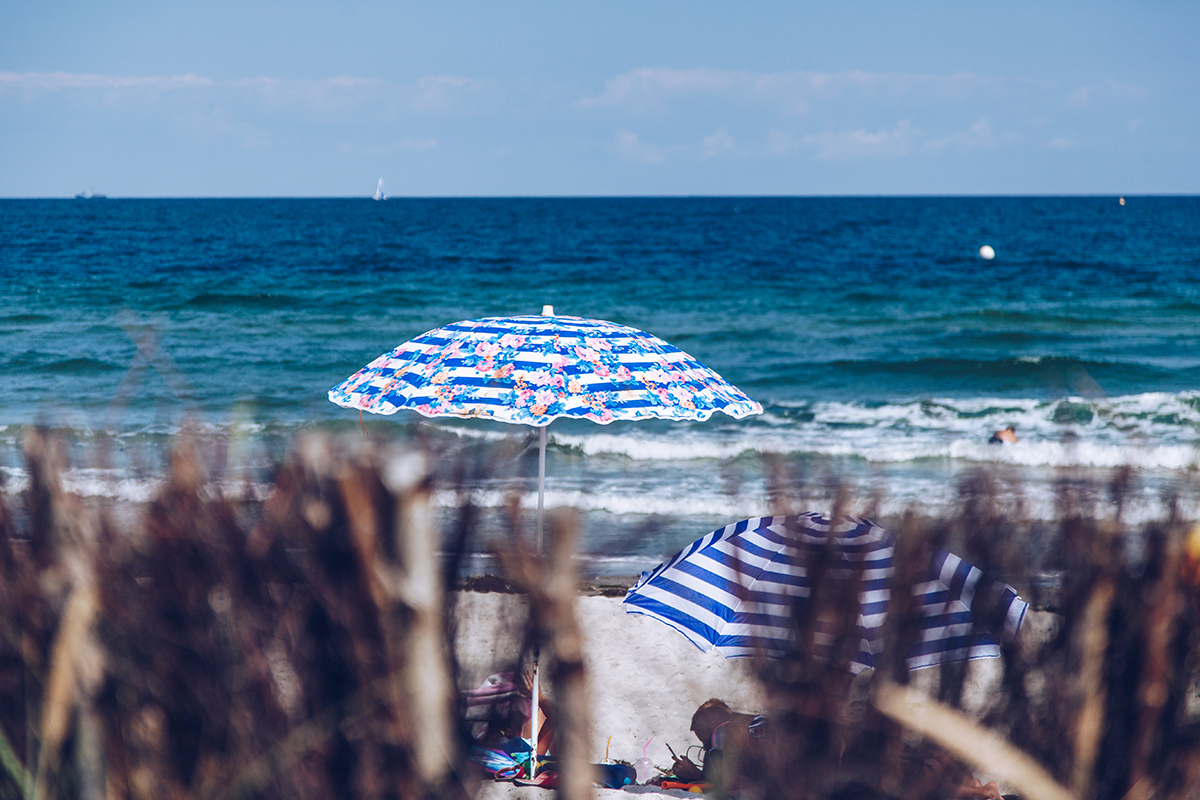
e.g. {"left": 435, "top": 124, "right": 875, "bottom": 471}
{"left": 988, "top": 426, "right": 1018, "bottom": 444}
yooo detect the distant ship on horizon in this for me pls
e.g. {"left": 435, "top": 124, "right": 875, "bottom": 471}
{"left": 74, "top": 189, "right": 107, "bottom": 200}
{"left": 372, "top": 178, "right": 386, "bottom": 201}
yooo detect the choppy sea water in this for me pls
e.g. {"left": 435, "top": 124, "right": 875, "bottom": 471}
{"left": 2, "top": 197, "right": 1199, "bottom": 574}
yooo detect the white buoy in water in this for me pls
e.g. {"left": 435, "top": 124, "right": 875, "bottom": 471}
{"left": 979, "top": 245, "right": 995, "bottom": 260}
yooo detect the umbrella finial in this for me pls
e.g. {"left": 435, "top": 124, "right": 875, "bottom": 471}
{"left": 542, "top": 305, "right": 554, "bottom": 316}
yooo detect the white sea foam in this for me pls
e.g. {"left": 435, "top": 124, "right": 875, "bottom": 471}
{"left": 428, "top": 422, "right": 528, "bottom": 442}
{"left": 948, "top": 439, "right": 1200, "bottom": 469}
{"left": 0, "top": 467, "right": 271, "bottom": 504}
{"left": 428, "top": 479, "right": 1196, "bottom": 528}
{"left": 4, "top": 392, "right": 1196, "bottom": 472}
{"left": 2, "top": 460, "right": 1194, "bottom": 530}
{"left": 554, "top": 431, "right": 766, "bottom": 461}
{"left": 3, "top": 391, "right": 1198, "bottom": 535}
{"left": 431, "top": 487, "right": 772, "bottom": 520}
{"left": 540, "top": 392, "right": 1200, "bottom": 470}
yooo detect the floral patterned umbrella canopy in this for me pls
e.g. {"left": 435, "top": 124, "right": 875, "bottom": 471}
{"left": 328, "top": 310, "right": 762, "bottom": 425}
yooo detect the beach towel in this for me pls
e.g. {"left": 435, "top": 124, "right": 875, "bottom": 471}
{"left": 468, "top": 736, "right": 535, "bottom": 779}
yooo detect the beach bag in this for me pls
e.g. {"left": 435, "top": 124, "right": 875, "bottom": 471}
{"left": 593, "top": 763, "right": 637, "bottom": 788}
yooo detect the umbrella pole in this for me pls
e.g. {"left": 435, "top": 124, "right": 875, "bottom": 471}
{"left": 537, "top": 425, "right": 546, "bottom": 552}
{"left": 529, "top": 423, "right": 547, "bottom": 776}
{"left": 530, "top": 654, "right": 540, "bottom": 777}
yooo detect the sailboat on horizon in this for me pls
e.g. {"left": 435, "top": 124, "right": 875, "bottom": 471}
{"left": 372, "top": 178, "right": 387, "bottom": 201}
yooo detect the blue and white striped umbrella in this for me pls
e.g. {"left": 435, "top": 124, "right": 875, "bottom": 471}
{"left": 328, "top": 311, "right": 762, "bottom": 426}
{"left": 623, "top": 513, "right": 1029, "bottom": 673}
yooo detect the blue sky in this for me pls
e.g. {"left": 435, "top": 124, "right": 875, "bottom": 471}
{"left": 2, "top": 1, "right": 1197, "bottom": 196}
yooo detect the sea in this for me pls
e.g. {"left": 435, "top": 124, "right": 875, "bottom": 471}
{"left": 2, "top": 196, "right": 1199, "bottom": 576}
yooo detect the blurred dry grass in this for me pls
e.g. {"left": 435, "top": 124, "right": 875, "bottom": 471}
{"left": 2, "top": 430, "right": 1200, "bottom": 800}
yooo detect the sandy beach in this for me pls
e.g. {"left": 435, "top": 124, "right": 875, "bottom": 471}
{"left": 452, "top": 590, "right": 1059, "bottom": 797}
{"left": 453, "top": 592, "right": 764, "bottom": 770}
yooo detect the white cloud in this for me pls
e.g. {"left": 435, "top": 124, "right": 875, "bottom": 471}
{"left": 1064, "top": 81, "right": 1146, "bottom": 110}
{"left": 924, "top": 118, "right": 1010, "bottom": 153}
{"left": 1048, "top": 136, "right": 1076, "bottom": 150}
{"left": 579, "top": 68, "right": 742, "bottom": 109}
{"left": 614, "top": 129, "right": 665, "bottom": 163}
{"left": 579, "top": 68, "right": 1147, "bottom": 167}
{"left": 578, "top": 67, "right": 989, "bottom": 113}
{"left": 609, "top": 118, "right": 1023, "bottom": 165}
{"left": 766, "top": 128, "right": 795, "bottom": 155}
{"left": 0, "top": 70, "right": 488, "bottom": 116}
{"left": 167, "top": 102, "right": 272, "bottom": 148}
{"left": 701, "top": 128, "right": 735, "bottom": 158}
{"left": 397, "top": 136, "right": 438, "bottom": 151}
{"left": 1066, "top": 87, "right": 1091, "bottom": 108}
{"left": 358, "top": 136, "right": 439, "bottom": 156}
{"left": 412, "top": 76, "right": 489, "bottom": 113}
{"left": 1106, "top": 81, "right": 1147, "bottom": 101}
{"left": 0, "top": 71, "right": 214, "bottom": 91}
{"left": 802, "top": 120, "right": 919, "bottom": 160}
{"left": 227, "top": 76, "right": 388, "bottom": 117}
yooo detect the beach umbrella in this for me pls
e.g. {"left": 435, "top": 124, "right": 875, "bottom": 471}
{"left": 622, "top": 512, "right": 1028, "bottom": 673}
{"left": 329, "top": 305, "right": 763, "bottom": 768}
{"left": 329, "top": 306, "right": 762, "bottom": 536}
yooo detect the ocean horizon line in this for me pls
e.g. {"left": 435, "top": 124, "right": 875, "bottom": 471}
{"left": 3, "top": 192, "right": 1194, "bottom": 201}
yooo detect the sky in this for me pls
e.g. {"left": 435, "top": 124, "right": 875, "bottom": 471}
{"left": 1, "top": 1, "right": 1197, "bottom": 197}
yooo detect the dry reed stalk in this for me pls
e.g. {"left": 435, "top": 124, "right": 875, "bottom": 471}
{"left": 32, "top": 586, "right": 96, "bottom": 800}
{"left": 100, "top": 438, "right": 252, "bottom": 800}
{"left": 1, "top": 449, "right": 40, "bottom": 800}
{"left": 1127, "top": 522, "right": 1184, "bottom": 795}
{"left": 499, "top": 508, "right": 593, "bottom": 800}
{"left": 1069, "top": 539, "right": 1117, "bottom": 798}
{"left": 873, "top": 680, "right": 1075, "bottom": 800}
{"left": 18, "top": 429, "right": 107, "bottom": 800}
{"left": 213, "top": 666, "right": 448, "bottom": 800}
{"left": 875, "top": 512, "right": 934, "bottom": 796}
{"left": 254, "top": 435, "right": 471, "bottom": 800}
{"left": 377, "top": 448, "right": 461, "bottom": 795}
{"left": 544, "top": 510, "right": 593, "bottom": 800}
{"left": 762, "top": 452, "right": 806, "bottom": 517}
{"left": 748, "top": 486, "right": 890, "bottom": 800}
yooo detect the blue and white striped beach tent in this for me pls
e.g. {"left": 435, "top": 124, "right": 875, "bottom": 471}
{"left": 623, "top": 512, "right": 1028, "bottom": 673}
